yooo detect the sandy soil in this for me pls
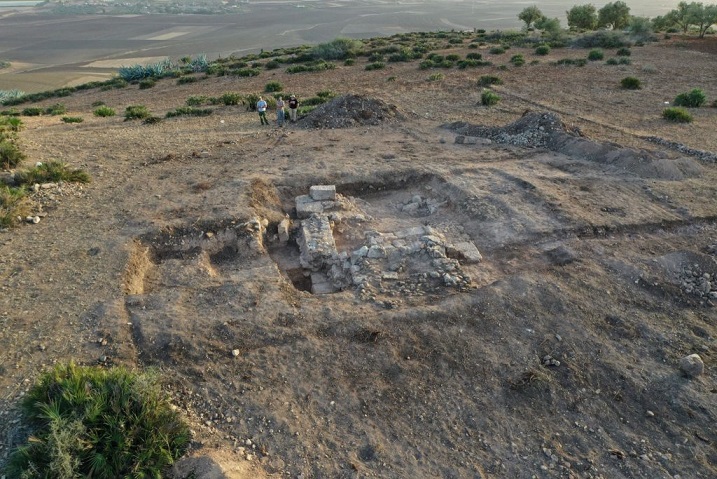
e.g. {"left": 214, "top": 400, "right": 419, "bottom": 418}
{"left": 1, "top": 36, "right": 716, "bottom": 479}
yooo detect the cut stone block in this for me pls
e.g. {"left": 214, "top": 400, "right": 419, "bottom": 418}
{"left": 311, "top": 272, "right": 337, "bottom": 294}
{"left": 447, "top": 241, "right": 483, "bottom": 263}
{"left": 277, "top": 218, "right": 291, "bottom": 245}
{"left": 296, "top": 195, "right": 324, "bottom": 219}
{"left": 310, "top": 185, "right": 337, "bottom": 201}
{"left": 298, "top": 215, "right": 337, "bottom": 271}
{"left": 395, "top": 226, "right": 427, "bottom": 239}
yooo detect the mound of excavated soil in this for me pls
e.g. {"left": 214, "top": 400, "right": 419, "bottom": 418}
{"left": 447, "top": 111, "right": 704, "bottom": 180}
{"left": 298, "top": 94, "right": 405, "bottom": 129}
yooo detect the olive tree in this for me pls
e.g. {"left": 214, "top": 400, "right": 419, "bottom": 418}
{"left": 687, "top": 2, "right": 717, "bottom": 38}
{"left": 598, "top": 1, "right": 631, "bottom": 30}
{"left": 518, "top": 5, "right": 544, "bottom": 29}
{"left": 567, "top": 4, "right": 598, "bottom": 30}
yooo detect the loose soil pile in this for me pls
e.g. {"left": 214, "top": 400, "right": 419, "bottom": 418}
{"left": 298, "top": 94, "right": 405, "bottom": 129}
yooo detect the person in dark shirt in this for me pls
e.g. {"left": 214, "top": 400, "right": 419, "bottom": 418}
{"left": 288, "top": 95, "right": 299, "bottom": 122}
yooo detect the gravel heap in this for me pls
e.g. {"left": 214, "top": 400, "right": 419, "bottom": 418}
{"left": 445, "top": 111, "right": 580, "bottom": 149}
{"left": 298, "top": 94, "right": 405, "bottom": 129}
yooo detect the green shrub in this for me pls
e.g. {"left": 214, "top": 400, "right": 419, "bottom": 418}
{"left": 14, "top": 160, "right": 90, "bottom": 184}
{"left": 489, "top": 47, "right": 505, "bottom": 54}
{"left": 621, "top": 77, "right": 642, "bottom": 89}
{"left": 1, "top": 109, "right": 20, "bottom": 116}
{"left": 674, "top": 88, "right": 706, "bottom": 108}
{"left": 587, "top": 49, "right": 604, "bottom": 61}
{"left": 572, "top": 31, "right": 628, "bottom": 48}
{"left": 177, "top": 76, "right": 198, "bottom": 85}
{"left": 365, "top": 62, "right": 386, "bottom": 71}
{"left": 535, "top": 45, "right": 551, "bottom": 55}
{"left": 22, "top": 107, "right": 43, "bottom": 116}
{"left": 616, "top": 47, "right": 631, "bottom": 56}
{"left": 220, "top": 92, "right": 243, "bottom": 106}
{"left": 618, "top": 57, "right": 631, "bottom": 65}
{"left": 557, "top": 58, "right": 588, "bottom": 67}
{"left": 0, "top": 116, "right": 22, "bottom": 133}
{"left": 367, "top": 52, "right": 384, "bottom": 62}
{"left": 662, "top": 107, "right": 692, "bottom": 123}
{"left": 0, "top": 140, "right": 24, "bottom": 169}
{"left": 93, "top": 106, "right": 115, "bottom": 117}
{"left": 478, "top": 75, "right": 503, "bottom": 86}
{"left": 233, "top": 68, "right": 261, "bottom": 77}
{"left": 6, "top": 362, "right": 189, "bottom": 478}
{"left": 124, "top": 105, "right": 151, "bottom": 121}
{"left": 265, "top": 60, "right": 280, "bottom": 69}
{"left": 427, "top": 72, "right": 444, "bottom": 82}
{"left": 344, "top": 58, "right": 355, "bottom": 66}
{"left": 606, "top": 57, "right": 619, "bottom": 65}
{"left": 186, "top": 95, "right": 208, "bottom": 106}
{"left": 139, "top": 78, "right": 156, "bottom": 89}
{"left": 466, "top": 52, "right": 483, "bottom": 60}
{"left": 265, "top": 81, "right": 283, "bottom": 92}
{"left": 166, "top": 106, "right": 214, "bottom": 118}
{"left": 0, "top": 185, "right": 29, "bottom": 228}
{"left": 285, "top": 61, "right": 335, "bottom": 74}
{"left": 91, "top": 100, "right": 105, "bottom": 107}
{"left": 45, "top": 103, "right": 66, "bottom": 115}
{"left": 61, "top": 116, "right": 83, "bottom": 123}
{"left": 481, "top": 90, "right": 500, "bottom": 106}
{"left": 445, "top": 54, "right": 461, "bottom": 62}
{"left": 308, "top": 38, "right": 364, "bottom": 60}
{"left": 510, "top": 54, "right": 525, "bottom": 66}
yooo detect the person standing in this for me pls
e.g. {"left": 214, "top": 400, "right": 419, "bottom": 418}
{"left": 257, "top": 96, "right": 268, "bottom": 125}
{"left": 276, "top": 96, "right": 285, "bottom": 127}
{"left": 288, "top": 94, "right": 299, "bottom": 122}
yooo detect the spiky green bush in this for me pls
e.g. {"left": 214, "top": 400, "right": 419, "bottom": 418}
{"left": 662, "top": 107, "right": 692, "bottom": 123}
{"left": 124, "top": 105, "right": 151, "bottom": 121}
{"left": 220, "top": 92, "right": 243, "bottom": 106}
{"left": 481, "top": 90, "right": 501, "bottom": 106}
{"left": 186, "top": 95, "right": 208, "bottom": 106}
{"left": 14, "top": 160, "right": 90, "bottom": 185}
{"left": 510, "top": 54, "right": 525, "bottom": 66}
{"left": 0, "top": 185, "right": 29, "bottom": 228}
{"left": 673, "top": 88, "right": 706, "bottom": 108}
{"left": 6, "top": 362, "right": 190, "bottom": 478}
{"left": 93, "top": 106, "right": 115, "bottom": 117}
{"left": 118, "top": 58, "right": 174, "bottom": 81}
{"left": 0, "top": 89, "right": 25, "bottom": 104}
{"left": 0, "top": 140, "right": 25, "bottom": 169}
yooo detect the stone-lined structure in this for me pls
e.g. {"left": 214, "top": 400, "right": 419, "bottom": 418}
{"left": 294, "top": 185, "right": 481, "bottom": 297}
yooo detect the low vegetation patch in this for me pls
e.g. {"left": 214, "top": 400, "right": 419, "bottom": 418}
{"left": 534, "top": 45, "right": 551, "bottom": 55}
{"left": 6, "top": 362, "right": 190, "bottom": 478}
{"left": 93, "top": 106, "right": 115, "bottom": 117}
{"left": 662, "top": 107, "right": 693, "bottom": 123}
{"left": 365, "top": 62, "right": 386, "bottom": 71}
{"left": 427, "top": 72, "right": 444, "bottom": 82}
{"left": 0, "top": 140, "right": 25, "bottom": 169}
{"left": 510, "top": 54, "right": 525, "bottom": 66}
{"left": 616, "top": 47, "right": 631, "bottom": 56}
{"left": 124, "top": 105, "right": 151, "bottom": 121}
{"left": 61, "top": 116, "right": 83, "bottom": 123}
{"left": 621, "top": 76, "right": 642, "bottom": 90}
{"left": 673, "top": 88, "right": 706, "bottom": 108}
{"left": 139, "top": 78, "right": 156, "bottom": 89}
{"left": 166, "top": 106, "right": 214, "bottom": 118}
{"left": 286, "top": 61, "right": 335, "bottom": 74}
{"left": 478, "top": 75, "right": 503, "bottom": 87}
{"left": 265, "top": 81, "right": 283, "bottom": 93}
{"left": 587, "top": 49, "right": 604, "bottom": 61}
{"left": 22, "top": 107, "right": 43, "bottom": 117}
{"left": 481, "top": 90, "right": 500, "bottom": 106}
{"left": 556, "top": 58, "right": 588, "bottom": 67}
{"left": 0, "top": 185, "right": 29, "bottom": 228}
{"left": 46, "top": 103, "right": 66, "bottom": 115}
{"left": 14, "top": 160, "right": 90, "bottom": 185}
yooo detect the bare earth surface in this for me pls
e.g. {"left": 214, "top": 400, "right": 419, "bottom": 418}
{"left": 1, "top": 36, "right": 717, "bottom": 478}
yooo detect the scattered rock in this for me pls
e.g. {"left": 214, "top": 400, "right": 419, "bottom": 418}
{"left": 679, "top": 354, "right": 704, "bottom": 378}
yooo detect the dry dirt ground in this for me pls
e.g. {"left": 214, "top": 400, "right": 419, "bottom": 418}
{"left": 1, "top": 36, "right": 717, "bottom": 479}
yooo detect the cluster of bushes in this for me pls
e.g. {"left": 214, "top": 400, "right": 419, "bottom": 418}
{"left": 166, "top": 106, "right": 213, "bottom": 118}
{"left": 118, "top": 54, "right": 209, "bottom": 82}
{"left": 0, "top": 116, "right": 24, "bottom": 170}
{"left": 1, "top": 78, "right": 127, "bottom": 106}
{"left": 662, "top": 88, "right": 710, "bottom": 123}
{"left": 286, "top": 60, "right": 336, "bottom": 74}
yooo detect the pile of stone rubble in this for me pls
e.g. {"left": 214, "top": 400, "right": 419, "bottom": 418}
{"left": 287, "top": 185, "right": 481, "bottom": 297}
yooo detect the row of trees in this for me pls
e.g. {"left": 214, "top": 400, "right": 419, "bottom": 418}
{"left": 519, "top": 2, "right": 717, "bottom": 39}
